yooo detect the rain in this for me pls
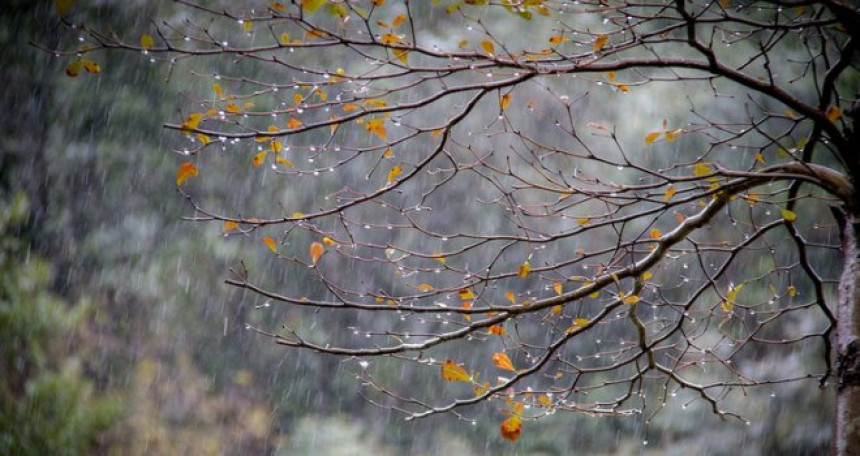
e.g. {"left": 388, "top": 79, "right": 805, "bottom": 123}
{"left": 2, "top": 1, "right": 856, "bottom": 455}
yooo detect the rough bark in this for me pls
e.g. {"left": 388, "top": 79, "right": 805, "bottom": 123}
{"left": 836, "top": 213, "right": 860, "bottom": 455}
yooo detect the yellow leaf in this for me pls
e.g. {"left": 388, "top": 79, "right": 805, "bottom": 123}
{"left": 309, "top": 241, "right": 324, "bottom": 264}
{"left": 393, "top": 48, "right": 409, "bottom": 64}
{"left": 243, "top": 21, "right": 252, "bottom": 32}
{"left": 474, "top": 381, "right": 491, "bottom": 396}
{"left": 538, "top": 395, "right": 552, "bottom": 406}
{"left": 781, "top": 209, "right": 797, "bottom": 222}
{"left": 664, "top": 186, "right": 676, "bottom": 202}
{"left": 566, "top": 317, "right": 589, "bottom": 333}
{"left": 517, "top": 261, "right": 531, "bottom": 278}
{"left": 481, "top": 40, "right": 495, "bottom": 55}
{"left": 225, "top": 103, "right": 242, "bottom": 114}
{"left": 275, "top": 156, "right": 293, "bottom": 167}
{"left": 489, "top": 325, "right": 506, "bottom": 336}
{"left": 641, "top": 271, "right": 653, "bottom": 281}
{"left": 252, "top": 151, "right": 267, "bottom": 167}
{"left": 787, "top": 285, "right": 797, "bottom": 297}
{"left": 650, "top": 228, "right": 661, "bottom": 239}
{"left": 492, "top": 352, "right": 515, "bottom": 371}
{"left": 322, "top": 236, "right": 336, "bottom": 246}
{"left": 418, "top": 283, "right": 434, "bottom": 292}
{"left": 551, "top": 305, "right": 563, "bottom": 315}
{"left": 721, "top": 300, "right": 734, "bottom": 313}
{"left": 458, "top": 40, "right": 469, "bottom": 48}
{"left": 392, "top": 14, "right": 406, "bottom": 27}
{"left": 553, "top": 283, "right": 563, "bottom": 296}
{"left": 271, "top": 140, "right": 283, "bottom": 153}
{"left": 577, "top": 218, "right": 590, "bottom": 226}
{"left": 386, "top": 165, "right": 402, "bottom": 184}
{"left": 500, "top": 93, "right": 512, "bottom": 111}
{"left": 279, "top": 32, "right": 291, "bottom": 44}
{"left": 826, "top": 105, "right": 842, "bottom": 122}
{"left": 548, "top": 35, "right": 569, "bottom": 46}
{"left": 441, "top": 360, "right": 472, "bottom": 382}
{"left": 593, "top": 34, "right": 609, "bottom": 52}
{"left": 287, "top": 118, "right": 303, "bottom": 129}
{"left": 505, "top": 291, "right": 516, "bottom": 304}
{"left": 213, "top": 83, "right": 223, "bottom": 98}
{"left": 65, "top": 60, "right": 82, "bottom": 77}
{"left": 302, "top": 0, "right": 326, "bottom": 13}
{"left": 176, "top": 162, "right": 198, "bottom": 185}
{"left": 263, "top": 236, "right": 277, "bottom": 252}
{"left": 755, "top": 152, "right": 766, "bottom": 165}
{"left": 140, "top": 34, "right": 155, "bottom": 50}
{"left": 459, "top": 288, "right": 475, "bottom": 300}
{"left": 223, "top": 221, "right": 239, "bottom": 231}
{"left": 55, "top": 0, "right": 74, "bottom": 16}
{"left": 197, "top": 133, "right": 211, "bottom": 145}
{"left": 81, "top": 59, "right": 100, "bottom": 74}
{"left": 623, "top": 295, "right": 640, "bottom": 304}
{"left": 645, "top": 132, "right": 662, "bottom": 144}
{"left": 693, "top": 163, "right": 712, "bottom": 176}
{"left": 500, "top": 415, "right": 522, "bottom": 442}
{"left": 293, "top": 93, "right": 303, "bottom": 105}
{"left": 665, "top": 128, "right": 683, "bottom": 142}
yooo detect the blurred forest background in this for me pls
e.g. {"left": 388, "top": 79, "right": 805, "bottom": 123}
{"left": 0, "top": 1, "right": 841, "bottom": 455}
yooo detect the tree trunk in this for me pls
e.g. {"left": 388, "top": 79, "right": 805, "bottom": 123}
{"left": 836, "top": 214, "right": 860, "bottom": 455}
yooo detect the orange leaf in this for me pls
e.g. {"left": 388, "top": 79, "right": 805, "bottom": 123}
{"left": 392, "top": 14, "right": 406, "bottom": 27}
{"left": 826, "top": 105, "right": 843, "bottom": 122}
{"left": 553, "top": 283, "right": 563, "bottom": 296}
{"left": 176, "top": 162, "right": 198, "bottom": 185}
{"left": 500, "top": 92, "right": 512, "bottom": 111}
{"left": 645, "top": 132, "right": 662, "bottom": 144}
{"left": 492, "top": 352, "right": 515, "bottom": 371}
{"left": 663, "top": 186, "right": 676, "bottom": 202}
{"left": 287, "top": 118, "right": 303, "bottom": 129}
{"left": 481, "top": 40, "right": 495, "bottom": 55}
{"left": 505, "top": 291, "right": 516, "bottom": 305}
{"left": 548, "top": 35, "right": 569, "bottom": 46}
{"left": 441, "top": 360, "right": 472, "bottom": 382}
{"left": 649, "top": 228, "right": 661, "bottom": 239}
{"left": 593, "top": 34, "right": 609, "bottom": 52}
{"left": 418, "top": 283, "right": 434, "bottom": 292}
{"left": 309, "top": 241, "right": 324, "bottom": 265}
{"left": 380, "top": 33, "right": 404, "bottom": 45}
{"left": 252, "top": 151, "right": 267, "bottom": 167}
{"left": 263, "top": 236, "right": 277, "bottom": 252}
{"left": 386, "top": 165, "right": 402, "bottom": 184}
{"left": 500, "top": 415, "right": 522, "bottom": 442}
{"left": 489, "top": 325, "right": 506, "bottom": 336}
{"left": 223, "top": 221, "right": 239, "bottom": 231}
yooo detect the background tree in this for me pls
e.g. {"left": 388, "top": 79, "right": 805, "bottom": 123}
{"left": 53, "top": 0, "right": 858, "bottom": 452}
